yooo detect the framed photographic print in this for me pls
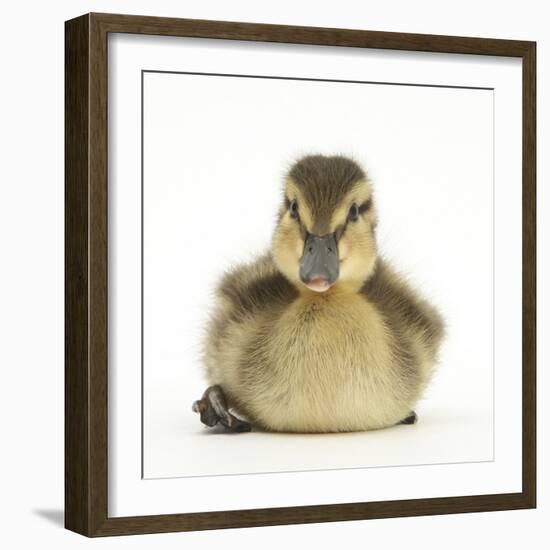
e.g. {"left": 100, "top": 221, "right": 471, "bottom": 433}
{"left": 65, "top": 12, "right": 536, "bottom": 536}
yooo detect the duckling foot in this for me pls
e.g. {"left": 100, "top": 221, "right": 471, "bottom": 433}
{"left": 192, "top": 385, "right": 251, "bottom": 433}
{"left": 399, "top": 411, "right": 418, "bottom": 425}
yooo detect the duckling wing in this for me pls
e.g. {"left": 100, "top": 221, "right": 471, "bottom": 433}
{"left": 216, "top": 253, "right": 298, "bottom": 320}
{"left": 202, "top": 253, "right": 297, "bottom": 409}
{"left": 360, "top": 259, "right": 445, "bottom": 355}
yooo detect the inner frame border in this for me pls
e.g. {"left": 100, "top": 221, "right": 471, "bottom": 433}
{"left": 139, "top": 69, "right": 496, "bottom": 480}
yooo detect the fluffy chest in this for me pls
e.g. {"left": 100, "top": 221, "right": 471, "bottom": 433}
{"left": 267, "top": 293, "right": 392, "bottom": 378}
{"left": 255, "top": 293, "right": 404, "bottom": 431}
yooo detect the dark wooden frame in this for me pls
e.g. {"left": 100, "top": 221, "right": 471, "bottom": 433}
{"left": 65, "top": 12, "right": 536, "bottom": 537}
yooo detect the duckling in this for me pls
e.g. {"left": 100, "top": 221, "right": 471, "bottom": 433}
{"left": 192, "top": 155, "right": 445, "bottom": 433}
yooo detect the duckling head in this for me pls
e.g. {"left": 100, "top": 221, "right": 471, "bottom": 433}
{"left": 272, "top": 155, "right": 377, "bottom": 293}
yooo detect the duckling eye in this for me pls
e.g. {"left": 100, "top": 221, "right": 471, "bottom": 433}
{"left": 289, "top": 199, "right": 299, "bottom": 220}
{"left": 348, "top": 203, "right": 359, "bottom": 222}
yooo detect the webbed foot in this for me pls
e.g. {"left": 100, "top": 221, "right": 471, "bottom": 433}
{"left": 192, "top": 385, "right": 251, "bottom": 433}
{"left": 399, "top": 411, "right": 418, "bottom": 425}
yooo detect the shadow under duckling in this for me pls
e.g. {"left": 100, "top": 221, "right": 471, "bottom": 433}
{"left": 192, "top": 155, "right": 445, "bottom": 433}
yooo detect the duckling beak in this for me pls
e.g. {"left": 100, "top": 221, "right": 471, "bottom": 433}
{"left": 299, "top": 233, "right": 339, "bottom": 292}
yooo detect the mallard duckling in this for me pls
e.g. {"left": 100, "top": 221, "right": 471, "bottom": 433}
{"left": 192, "top": 155, "right": 444, "bottom": 433}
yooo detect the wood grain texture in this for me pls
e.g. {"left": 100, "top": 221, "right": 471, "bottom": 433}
{"left": 64, "top": 12, "right": 537, "bottom": 537}
{"left": 65, "top": 14, "right": 91, "bottom": 535}
{"left": 521, "top": 42, "right": 536, "bottom": 508}
{"left": 92, "top": 11, "right": 532, "bottom": 56}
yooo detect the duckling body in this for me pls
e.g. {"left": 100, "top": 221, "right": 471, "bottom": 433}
{"left": 194, "top": 155, "right": 444, "bottom": 433}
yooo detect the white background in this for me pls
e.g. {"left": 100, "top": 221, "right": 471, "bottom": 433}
{"left": 0, "top": 0, "right": 546, "bottom": 548}
{"left": 141, "top": 68, "right": 495, "bottom": 479}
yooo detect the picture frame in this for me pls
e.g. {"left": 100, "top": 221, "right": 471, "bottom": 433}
{"left": 65, "top": 12, "right": 536, "bottom": 537}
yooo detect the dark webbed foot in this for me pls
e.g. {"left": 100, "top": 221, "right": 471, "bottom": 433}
{"left": 399, "top": 411, "right": 418, "bottom": 425}
{"left": 192, "top": 385, "right": 251, "bottom": 433}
